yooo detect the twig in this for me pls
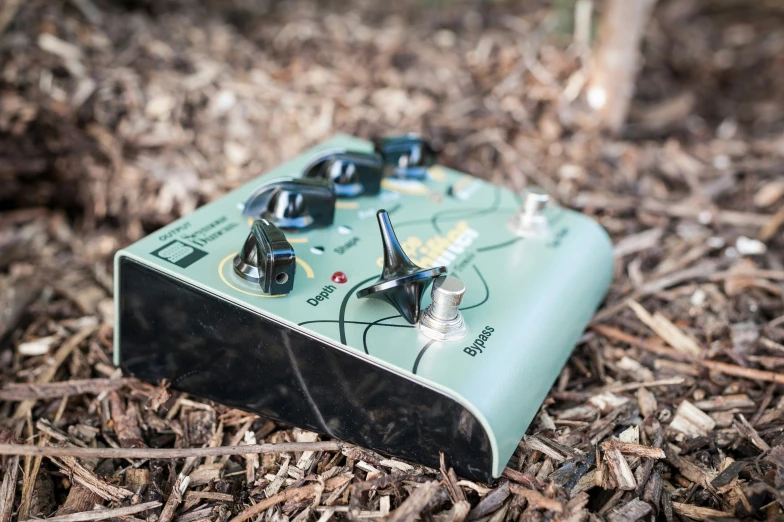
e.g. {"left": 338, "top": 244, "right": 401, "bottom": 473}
{"left": 0, "top": 441, "right": 344, "bottom": 458}
{"left": 709, "top": 269, "right": 784, "bottom": 282}
{"left": 19, "top": 501, "right": 161, "bottom": 522}
{"left": 14, "top": 325, "right": 97, "bottom": 419}
{"left": 641, "top": 200, "right": 772, "bottom": 227}
{"left": 0, "top": 378, "right": 132, "bottom": 401}
{"left": 595, "top": 324, "right": 784, "bottom": 385}
{"left": 49, "top": 456, "right": 132, "bottom": 502}
{"left": 591, "top": 261, "right": 722, "bottom": 323}
{"left": 159, "top": 474, "right": 189, "bottom": 522}
{"left": 18, "top": 438, "right": 47, "bottom": 519}
{"left": 592, "top": 325, "right": 692, "bottom": 362}
{"left": 603, "top": 377, "right": 685, "bottom": 393}
{"left": 697, "top": 359, "right": 784, "bottom": 385}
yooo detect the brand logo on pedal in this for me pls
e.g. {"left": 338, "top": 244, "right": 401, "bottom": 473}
{"left": 151, "top": 240, "right": 208, "bottom": 268}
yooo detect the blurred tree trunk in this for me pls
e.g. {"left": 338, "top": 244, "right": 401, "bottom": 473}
{"left": 587, "top": 0, "right": 658, "bottom": 133}
{"left": 0, "top": 0, "right": 24, "bottom": 34}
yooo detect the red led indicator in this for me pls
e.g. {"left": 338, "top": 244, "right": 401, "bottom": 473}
{"left": 331, "top": 271, "right": 348, "bottom": 284}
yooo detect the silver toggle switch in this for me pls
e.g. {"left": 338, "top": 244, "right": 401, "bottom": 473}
{"left": 509, "top": 186, "right": 550, "bottom": 238}
{"left": 418, "top": 275, "right": 468, "bottom": 341}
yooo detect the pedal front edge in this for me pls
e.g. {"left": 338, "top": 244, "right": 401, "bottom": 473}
{"left": 115, "top": 255, "right": 496, "bottom": 482}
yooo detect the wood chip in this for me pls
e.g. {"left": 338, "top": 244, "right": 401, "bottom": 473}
{"left": 508, "top": 485, "right": 563, "bottom": 513}
{"left": 637, "top": 387, "right": 658, "bottom": 418}
{"left": 467, "top": 481, "right": 508, "bottom": 520}
{"left": 445, "top": 500, "right": 470, "bottom": 522}
{"left": 159, "top": 474, "right": 189, "bottom": 522}
{"left": 733, "top": 414, "right": 770, "bottom": 452}
{"left": 671, "top": 502, "right": 734, "bottom": 521}
{"left": 601, "top": 440, "right": 665, "bottom": 459}
{"left": 665, "top": 445, "right": 711, "bottom": 488}
{"left": 627, "top": 300, "right": 702, "bottom": 356}
{"left": 17, "top": 335, "right": 59, "bottom": 356}
{"left": 230, "top": 475, "right": 350, "bottom": 522}
{"left": 0, "top": 456, "right": 20, "bottom": 522}
{"left": 386, "top": 481, "right": 440, "bottom": 522}
{"left": 710, "top": 458, "right": 746, "bottom": 491}
{"left": 607, "top": 498, "right": 652, "bottom": 522}
{"left": 603, "top": 448, "right": 636, "bottom": 490}
{"left": 670, "top": 401, "right": 716, "bottom": 437}
{"left": 523, "top": 436, "right": 568, "bottom": 462}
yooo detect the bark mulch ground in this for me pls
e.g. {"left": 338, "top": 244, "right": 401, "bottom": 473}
{"left": 1, "top": 0, "right": 783, "bottom": 520}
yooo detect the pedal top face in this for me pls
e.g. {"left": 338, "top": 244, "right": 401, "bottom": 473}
{"left": 115, "top": 134, "right": 613, "bottom": 481}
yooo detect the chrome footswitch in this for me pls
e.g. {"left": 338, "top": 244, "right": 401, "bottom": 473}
{"left": 419, "top": 275, "right": 468, "bottom": 341}
{"left": 509, "top": 186, "right": 550, "bottom": 238}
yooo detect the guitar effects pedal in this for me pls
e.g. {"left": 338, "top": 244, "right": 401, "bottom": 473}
{"left": 114, "top": 134, "right": 613, "bottom": 482}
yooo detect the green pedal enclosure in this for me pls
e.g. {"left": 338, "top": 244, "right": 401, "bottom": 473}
{"left": 114, "top": 134, "right": 613, "bottom": 482}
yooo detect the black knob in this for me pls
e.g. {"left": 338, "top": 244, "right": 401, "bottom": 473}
{"left": 242, "top": 177, "right": 335, "bottom": 229}
{"left": 234, "top": 219, "right": 296, "bottom": 295}
{"left": 374, "top": 134, "right": 438, "bottom": 180}
{"left": 356, "top": 210, "right": 447, "bottom": 324}
{"left": 303, "top": 149, "right": 383, "bottom": 197}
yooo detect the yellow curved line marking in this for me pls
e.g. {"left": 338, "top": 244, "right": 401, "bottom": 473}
{"left": 381, "top": 178, "right": 430, "bottom": 196}
{"left": 428, "top": 166, "right": 447, "bottom": 182}
{"left": 218, "top": 254, "right": 283, "bottom": 298}
{"left": 297, "top": 257, "right": 315, "bottom": 278}
{"left": 336, "top": 201, "right": 360, "bottom": 210}
{"left": 218, "top": 253, "right": 315, "bottom": 298}
{"left": 453, "top": 175, "right": 474, "bottom": 195}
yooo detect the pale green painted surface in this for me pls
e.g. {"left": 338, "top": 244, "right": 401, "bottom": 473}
{"left": 115, "top": 134, "right": 613, "bottom": 477}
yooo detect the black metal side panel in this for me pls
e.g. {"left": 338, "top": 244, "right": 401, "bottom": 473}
{"left": 117, "top": 258, "right": 494, "bottom": 482}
